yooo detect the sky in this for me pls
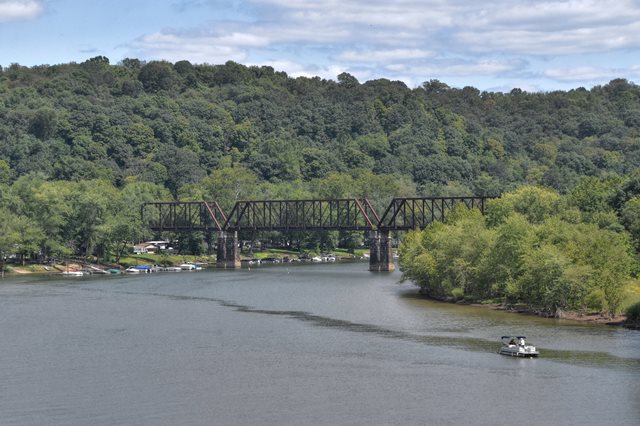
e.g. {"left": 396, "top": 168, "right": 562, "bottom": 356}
{"left": 1, "top": 0, "right": 640, "bottom": 92}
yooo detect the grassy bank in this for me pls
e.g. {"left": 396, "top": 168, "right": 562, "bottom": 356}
{"left": 118, "top": 254, "right": 215, "bottom": 267}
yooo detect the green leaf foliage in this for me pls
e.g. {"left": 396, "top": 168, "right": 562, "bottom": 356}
{"left": 1, "top": 60, "right": 639, "bottom": 195}
{"left": 399, "top": 186, "right": 635, "bottom": 316}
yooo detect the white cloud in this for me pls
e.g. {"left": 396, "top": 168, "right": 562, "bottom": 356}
{"left": 251, "top": 0, "right": 640, "bottom": 55}
{"left": 397, "top": 59, "right": 526, "bottom": 78}
{"left": 256, "top": 60, "right": 346, "bottom": 80}
{"left": 255, "top": 0, "right": 456, "bottom": 29}
{"left": 456, "top": 22, "right": 640, "bottom": 55}
{"left": 129, "top": 30, "right": 270, "bottom": 64}
{"left": 215, "top": 32, "right": 269, "bottom": 47}
{"left": 247, "top": 59, "right": 384, "bottom": 83}
{"left": 337, "top": 49, "right": 433, "bottom": 63}
{"left": 544, "top": 65, "right": 640, "bottom": 82}
{"left": 0, "top": 0, "right": 43, "bottom": 21}
{"left": 465, "top": 1, "right": 640, "bottom": 29}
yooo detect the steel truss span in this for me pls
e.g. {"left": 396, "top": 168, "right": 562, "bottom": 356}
{"left": 142, "top": 201, "right": 227, "bottom": 232}
{"left": 142, "top": 196, "right": 496, "bottom": 232}
{"left": 224, "top": 199, "right": 379, "bottom": 231}
{"left": 377, "top": 196, "right": 493, "bottom": 231}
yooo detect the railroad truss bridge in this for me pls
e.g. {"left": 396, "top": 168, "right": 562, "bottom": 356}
{"left": 142, "top": 196, "right": 494, "bottom": 271}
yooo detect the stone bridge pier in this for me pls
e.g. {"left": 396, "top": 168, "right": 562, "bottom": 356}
{"left": 368, "top": 230, "right": 395, "bottom": 272}
{"left": 216, "top": 231, "right": 241, "bottom": 269}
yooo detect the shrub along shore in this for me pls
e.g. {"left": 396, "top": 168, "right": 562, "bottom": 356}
{"left": 399, "top": 186, "right": 640, "bottom": 329}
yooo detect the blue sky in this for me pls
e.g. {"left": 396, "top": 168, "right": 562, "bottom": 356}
{"left": 1, "top": 0, "right": 640, "bottom": 92}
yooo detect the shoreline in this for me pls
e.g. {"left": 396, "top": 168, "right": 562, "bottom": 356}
{"left": 409, "top": 290, "right": 635, "bottom": 328}
{"left": 5, "top": 263, "right": 637, "bottom": 329}
{"left": 468, "top": 302, "right": 627, "bottom": 326}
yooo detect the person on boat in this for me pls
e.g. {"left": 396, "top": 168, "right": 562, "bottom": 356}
{"left": 519, "top": 337, "right": 526, "bottom": 346}
{"left": 509, "top": 338, "right": 516, "bottom": 346}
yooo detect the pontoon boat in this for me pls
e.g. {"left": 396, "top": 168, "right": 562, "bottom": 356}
{"left": 498, "top": 336, "right": 539, "bottom": 357}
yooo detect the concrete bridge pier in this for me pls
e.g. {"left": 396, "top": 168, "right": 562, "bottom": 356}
{"left": 369, "top": 230, "right": 395, "bottom": 272}
{"left": 216, "top": 231, "right": 241, "bottom": 269}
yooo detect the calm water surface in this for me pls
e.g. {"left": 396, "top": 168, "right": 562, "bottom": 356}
{"left": 1, "top": 262, "right": 639, "bottom": 425}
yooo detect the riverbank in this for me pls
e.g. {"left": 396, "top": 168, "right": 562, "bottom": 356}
{"left": 2, "top": 248, "right": 368, "bottom": 276}
{"left": 408, "top": 290, "right": 634, "bottom": 328}
{"left": 468, "top": 302, "right": 627, "bottom": 326}
{"left": 1, "top": 248, "right": 366, "bottom": 276}
{"left": 412, "top": 279, "right": 640, "bottom": 329}
{"left": 5, "top": 260, "right": 637, "bottom": 330}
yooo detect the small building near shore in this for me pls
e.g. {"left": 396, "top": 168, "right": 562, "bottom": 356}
{"left": 132, "top": 240, "right": 172, "bottom": 254}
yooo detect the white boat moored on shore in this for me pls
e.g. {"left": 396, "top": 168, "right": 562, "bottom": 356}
{"left": 498, "top": 336, "right": 539, "bottom": 358}
{"left": 125, "top": 265, "right": 153, "bottom": 274}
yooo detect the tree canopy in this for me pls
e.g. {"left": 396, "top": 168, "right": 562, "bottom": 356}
{"left": 399, "top": 186, "right": 637, "bottom": 316}
{"left": 1, "top": 60, "right": 639, "bottom": 197}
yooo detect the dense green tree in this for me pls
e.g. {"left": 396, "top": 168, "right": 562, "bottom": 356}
{"left": 138, "top": 61, "right": 179, "bottom": 92}
{"left": 185, "top": 165, "right": 260, "bottom": 211}
{"left": 0, "top": 209, "right": 20, "bottom": 270}
{"left": 98, "top": 181, "right": 169, "bottom": 262}
{"left": 486, "top": 186, "right": 561, "bottom": 225}
{"left": 400, "top": 187, "right": 635, "bottom": 316}
{"left": 311, "top": 172, "right": 355, "bottom": 199}
{"left": 0, "top": 160, "right": 11, "bottom": 184}
{"left": 11, "top": 214, "right": 45, "bottom": 265}
{"left": 154, "top": 144, "right": 206, "bottom": 197}
{"left": 28, "top": 108, "right": 58, "bottom": 140}
{"left": 621, "top": 197, "right": 640, "bottom": 250}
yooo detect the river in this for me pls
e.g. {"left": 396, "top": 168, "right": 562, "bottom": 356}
{"left": 1, "top": 262, "right": 638, "bottom": 425}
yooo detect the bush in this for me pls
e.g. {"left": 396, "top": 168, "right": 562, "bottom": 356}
{"left": 626, "top": 301, "right": 640, "bottom": 323}
{"left": 451, "top": 287, "right": 464, "bottom": 301}
{"left": 585, "top": 289, "right": 607, "bottom": 312}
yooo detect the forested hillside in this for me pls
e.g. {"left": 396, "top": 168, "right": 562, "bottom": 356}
{"left": 2, "top": 57, "right": 640, "bottom": 195}
{"left": 1, "top": 57, "right": 640, "bottom": 266}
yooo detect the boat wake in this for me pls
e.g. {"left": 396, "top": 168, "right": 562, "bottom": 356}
{"left": 81, "top": 287, "right": 640, "bottom": 371}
